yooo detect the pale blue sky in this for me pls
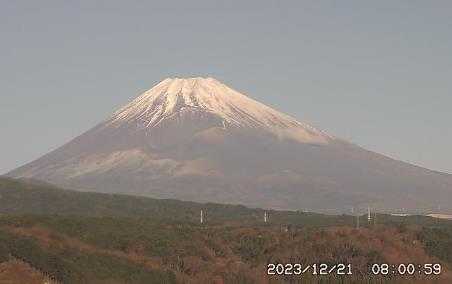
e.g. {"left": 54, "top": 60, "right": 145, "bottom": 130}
{"left": 1, "top": 1, "right": 451, "bottom": 174}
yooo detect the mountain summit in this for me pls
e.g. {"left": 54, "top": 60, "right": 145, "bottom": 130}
{"left": 8, "top": 77, "right": 452, "bottom": 213}
{"left": 110, "top": 77, "right": 331, "bottom": 144}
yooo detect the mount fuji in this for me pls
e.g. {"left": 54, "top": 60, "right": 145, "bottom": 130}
{"left": 8, "top": 77, "right": 452, "bottom": 213}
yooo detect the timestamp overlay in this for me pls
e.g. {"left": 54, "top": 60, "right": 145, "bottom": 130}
{"left": 267, "top": 263, "right": 353, "bottom": 276}
{"left": 370, "top": 263, "right": 442, "bottom": 277}
{"left": 266, "top": 263, "right": 444, "bottom": 280}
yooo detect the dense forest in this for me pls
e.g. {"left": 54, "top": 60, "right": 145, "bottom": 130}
{"left": 0, "top": 177, "right": 451, "bottom": 283}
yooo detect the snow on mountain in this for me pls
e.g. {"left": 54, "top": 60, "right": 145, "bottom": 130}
{"left": 109, "top": 77, "right": 332, "bottom": 144}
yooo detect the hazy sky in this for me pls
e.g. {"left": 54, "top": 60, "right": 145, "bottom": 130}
{"left": 1, "top": 1, "right": 451, "bottom": 174}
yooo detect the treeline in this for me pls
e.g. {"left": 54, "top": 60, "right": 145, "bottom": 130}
{"left": 3, "top": 177, "right": 451, "bottom": 229}
{"left": 0, "top": 177, "right": 268, "bottom": 222}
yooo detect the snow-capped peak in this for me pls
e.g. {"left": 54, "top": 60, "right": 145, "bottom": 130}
{"left": 109, "top": 77, "right": 333, "bottom": 144}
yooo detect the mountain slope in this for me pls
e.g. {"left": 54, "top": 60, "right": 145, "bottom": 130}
{"left": 7, "top": 77, "right": 452, "bottom": 212}
{"left": 110, "top": 77, "right": 331, "bottom": 144}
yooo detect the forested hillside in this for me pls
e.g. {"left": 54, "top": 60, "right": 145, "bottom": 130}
{"left": 1, "top": 177, "right": 451, "bottom": 283}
